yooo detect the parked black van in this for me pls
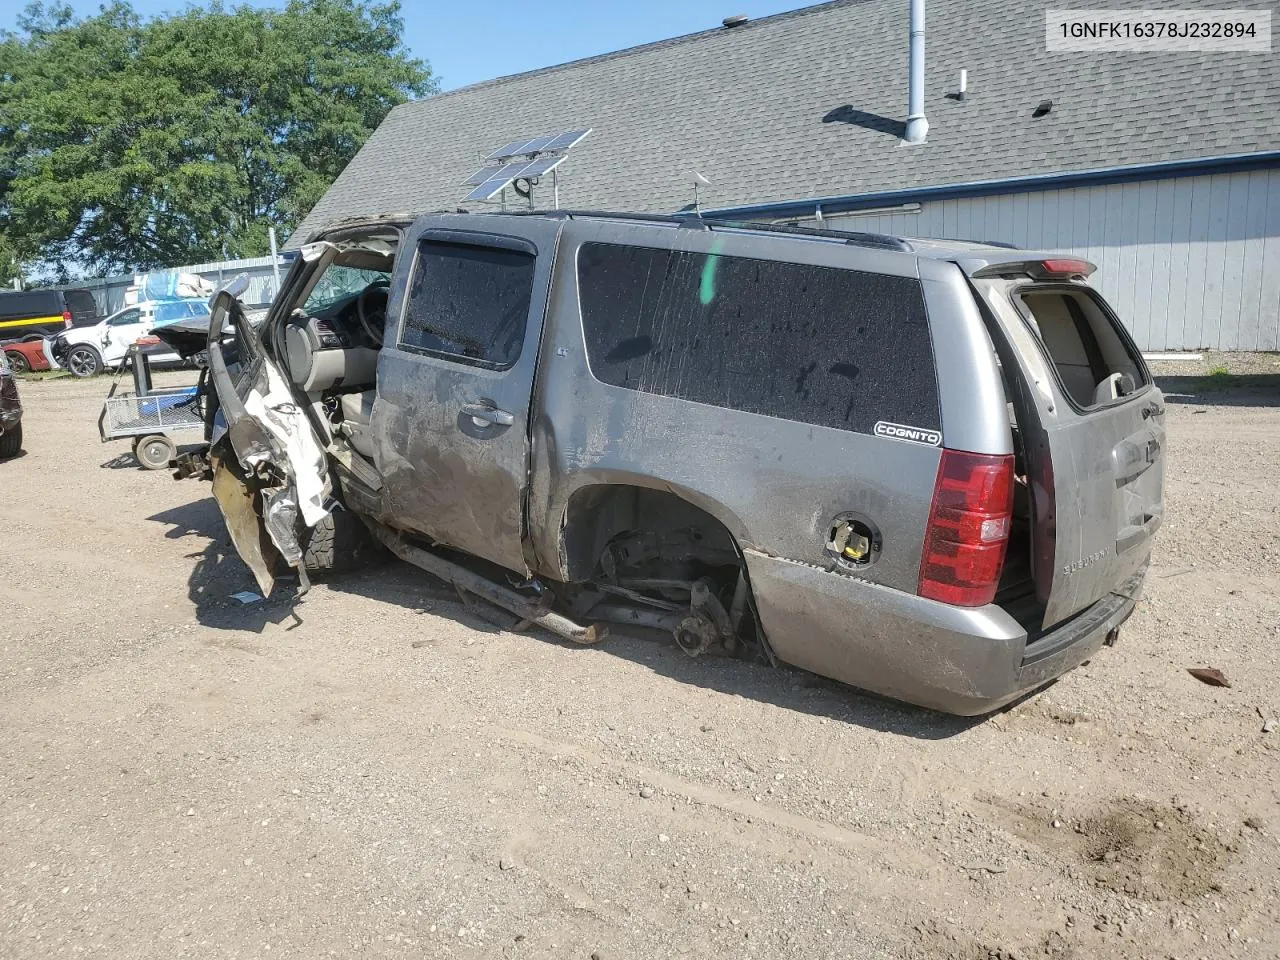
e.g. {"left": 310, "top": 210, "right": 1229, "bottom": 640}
{"left": 0, "top": 288, "right": 102, "bottom": 342}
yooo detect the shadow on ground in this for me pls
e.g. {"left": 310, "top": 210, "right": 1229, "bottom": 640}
{"left": 148, "top": 495, "right": 985, "bottom": 741}
{"left": 1156, "top": 374, "right": 1280, "bottom": 407}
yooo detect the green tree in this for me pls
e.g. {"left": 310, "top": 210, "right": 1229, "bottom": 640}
{"left": 0, "top": 0, "right": 434, "bottom": 278}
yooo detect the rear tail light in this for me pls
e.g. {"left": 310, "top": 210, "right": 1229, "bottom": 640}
{"left": 919, "top": 449, "right": 1015, "bottom": 607}
{"left": 62, "top": 309, "right": 73, "bottom": 328}
{"left": 1038, "top": 258, "right": 1094, "bottom": 278}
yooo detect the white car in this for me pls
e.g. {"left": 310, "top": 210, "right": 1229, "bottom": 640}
{"left": 54, "top": 299, "right": 209, "bottom": 377}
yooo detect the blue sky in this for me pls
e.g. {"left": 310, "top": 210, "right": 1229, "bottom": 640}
{"left": 16, "top": 1, "right": 814, "bottom": 90}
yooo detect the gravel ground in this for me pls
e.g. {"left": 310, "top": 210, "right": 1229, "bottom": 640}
{"left": 1, "top": 370, "right": 1278, "bottom": 960}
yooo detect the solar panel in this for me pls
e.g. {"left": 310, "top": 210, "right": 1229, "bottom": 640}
{"left": 515, "top": 134, "right": 557, "bottom": 154}
{"left": 466, "top": 128, "right": 591, "bottom": 202}
{"left": 484, "top": 136, "right": 555, "bottom": 162}
{"left": 517, "top": 154, "right": 567, "bottom": 178}
{"left": 463, "top": 163, "right": 504, "bottom": 186}
{"left": 484, "top": 128, "right": 592, "bottom": 162}
{"left": 464, "top": 180, "right": 512, "bottom": 203}
{"left": 541, "top": 128, "right": 591, "bottom": 152}
{"left": 485, "top": 138, "right": 536, "bottom": 162}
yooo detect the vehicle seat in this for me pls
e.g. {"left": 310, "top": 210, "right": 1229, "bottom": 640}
{"left": 339, "top": 391, "right": 376, "bottom": 459}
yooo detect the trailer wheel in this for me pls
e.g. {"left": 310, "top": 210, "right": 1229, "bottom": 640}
{"left": 133, "top": 434, "right": 175, "bottom": 470}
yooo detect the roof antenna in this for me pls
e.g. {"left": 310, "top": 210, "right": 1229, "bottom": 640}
{"left": 692, "top": 171, "right": 711, "bottom": 215}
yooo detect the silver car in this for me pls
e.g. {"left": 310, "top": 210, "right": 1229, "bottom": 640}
{"left": 196, "top": 212, "right": 1164, "bottom": 715}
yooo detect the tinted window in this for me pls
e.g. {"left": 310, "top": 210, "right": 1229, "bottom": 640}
{"left": 153, "top": 301, "right": 202, "bottom": 325}
{"left": 399, "top": 240, "right": 535, "bottom": 368}
{"left": 107, "top": 309, "right": 143, "bottom": 327}
{"left": 577, "top": 243, "right": 940, "bottom": 435}
{"left": 0, "top": 290, "right": 60, "bottom": 320}
{"left": 61, "top": 289, "right": 100, "bottom": 324}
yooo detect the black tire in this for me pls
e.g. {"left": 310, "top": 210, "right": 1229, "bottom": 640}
{"left": 4, "top": 350, "right": 29, "bottom": 374}
{"left": 0, "top": 423, "right": 21, "bottom": 459}
{"left": 66, "top": 344, "right": 103, "bottom": 378}
{"left": 133, "top": 434, "right": 175, "bottom": 470}
{"left": 301, "top": 509, "right": 383, "bottom": 574}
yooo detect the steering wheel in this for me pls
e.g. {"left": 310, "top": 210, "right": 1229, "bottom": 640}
{"left": 355, "top": 280, "right": 391, "bottom": 347}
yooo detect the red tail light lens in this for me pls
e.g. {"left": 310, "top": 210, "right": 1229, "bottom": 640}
{"left": 62, "top": 309, "right": 73, "bottom": 328}
{"left": 919, "top": 450, "right": 1015, "bottom": 607}
{"left": 1039, "top": 258, "right": 1093, "bottom": 278}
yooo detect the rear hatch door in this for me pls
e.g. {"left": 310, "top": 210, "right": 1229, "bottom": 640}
{"left": 971, "top": 265, "right": 1164, "bottom": 628}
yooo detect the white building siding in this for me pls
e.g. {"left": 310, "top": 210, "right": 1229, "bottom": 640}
{"left": 807, "top": 169, "right": 1280, "bottom": 351}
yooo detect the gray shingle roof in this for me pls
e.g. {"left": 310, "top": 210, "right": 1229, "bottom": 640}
{"left": 288, "top": 0, "right": 1280, "bottom": 246}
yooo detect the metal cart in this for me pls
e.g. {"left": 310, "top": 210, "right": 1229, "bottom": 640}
{"left": 97, "top": 343, "right": 205, "bottom": 469}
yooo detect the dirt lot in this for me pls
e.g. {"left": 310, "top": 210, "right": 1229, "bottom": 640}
{"left": 2, "top": 362, "right": 1278, "bottom": 960}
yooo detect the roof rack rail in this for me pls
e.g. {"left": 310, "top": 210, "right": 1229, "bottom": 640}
{"left": 699, "top": 217, "right": 913, "bottom": 252}
{"left": 505, "top": 209, "right": 912, "bottom": 252}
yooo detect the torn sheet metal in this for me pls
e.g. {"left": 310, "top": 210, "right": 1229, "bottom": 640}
{"left": 211, "top": 454, "right": 279, "bottom": 597}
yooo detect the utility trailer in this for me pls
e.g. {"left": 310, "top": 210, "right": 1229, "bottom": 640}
{"left": 97, "top": 342, "right": 204, "bottom": 469}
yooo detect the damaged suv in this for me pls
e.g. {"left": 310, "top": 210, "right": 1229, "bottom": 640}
{"left": 193, "top": 211, "right": 1164, "bottom": 715}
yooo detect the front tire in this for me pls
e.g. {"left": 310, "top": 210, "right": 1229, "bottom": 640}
{"left": 133, "top": 434, "right": 175, "bottom": 470}
{"left": 4, "top": 351, "right": 29, "bottom": 374}
{"left": 301, "top": 509, "right": 383, "bottom": 574}
{"left": 0, "top": 423, "right": 22, "bottom": 459}
{"left": 66, "top": 344, "right": 103, "bottom": 378}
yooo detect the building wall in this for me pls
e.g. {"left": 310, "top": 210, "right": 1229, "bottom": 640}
{"left": 801, "top": 168, "right": 1280, "bottom": 351}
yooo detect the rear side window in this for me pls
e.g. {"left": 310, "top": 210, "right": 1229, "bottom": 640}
{"left": 576, "top": 242, "right": 939, "bottom": 435}
{"left": 1016, "top": 288, "right": 1148, "bottom": 408}
{"left": 399, "top": 240, "right": 535, "bottom": 369}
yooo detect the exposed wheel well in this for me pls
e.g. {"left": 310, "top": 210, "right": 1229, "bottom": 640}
{"left": 559, "top": 484, "right": 766, "bottom": 659}
{"left": 561, "top": 484, "right": 742, "bottom": 584}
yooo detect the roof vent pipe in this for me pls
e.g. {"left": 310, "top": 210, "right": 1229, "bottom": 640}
{"left": 904, "top": 0, "right": 928, "bottom": 142}
{"left": 722, "top": 14, "right": 748, "bottom": 28}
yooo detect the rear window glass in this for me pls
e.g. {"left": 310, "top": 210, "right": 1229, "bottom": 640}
{"left": 399, "top": 240, "right": 535, "bottom": 369}
{"left": 1016, "top": 288, "right": 1148, "bottom": 408}
{"left": 62, "top": 289, "right": 100, "bottom": 323}
{"left": 576, "top": 242, "right": 939, "bottom": 435}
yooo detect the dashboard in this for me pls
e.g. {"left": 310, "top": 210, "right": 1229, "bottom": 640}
{"left": 284, "top": 289, "right": 387, "bottom": 393}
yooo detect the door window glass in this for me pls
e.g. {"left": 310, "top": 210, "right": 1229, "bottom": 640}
{"left": 107, "top": 309, "right": 143, "bottom": 327}
{"left": 399, "top": 240, "right": 535, "bottom": 369}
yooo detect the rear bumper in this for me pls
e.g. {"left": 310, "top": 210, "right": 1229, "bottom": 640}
{"left": 743, "top": 550, "right": 1143, "bottom": 716}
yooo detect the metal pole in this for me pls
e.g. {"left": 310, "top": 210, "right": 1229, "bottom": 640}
{"left": 268, "top": 227, "right": 282, "bottom": 298}
{"left": 905, "top": 0, "right": 929, "bottom": 143}
{"left": 552, "top": 167, "right": 560, "bottom": 209}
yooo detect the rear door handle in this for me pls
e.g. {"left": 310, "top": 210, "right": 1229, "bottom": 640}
{"left": 460, "top": 402, "right": 515, "bottom": 427}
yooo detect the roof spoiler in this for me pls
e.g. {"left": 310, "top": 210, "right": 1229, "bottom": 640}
{"left": 968, "top": 257, "right": 1097, "bottom": 280}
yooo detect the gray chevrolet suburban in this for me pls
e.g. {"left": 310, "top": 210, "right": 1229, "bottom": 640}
{"left": 194, "top": 211, "right": 1164, "bottom": 715}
